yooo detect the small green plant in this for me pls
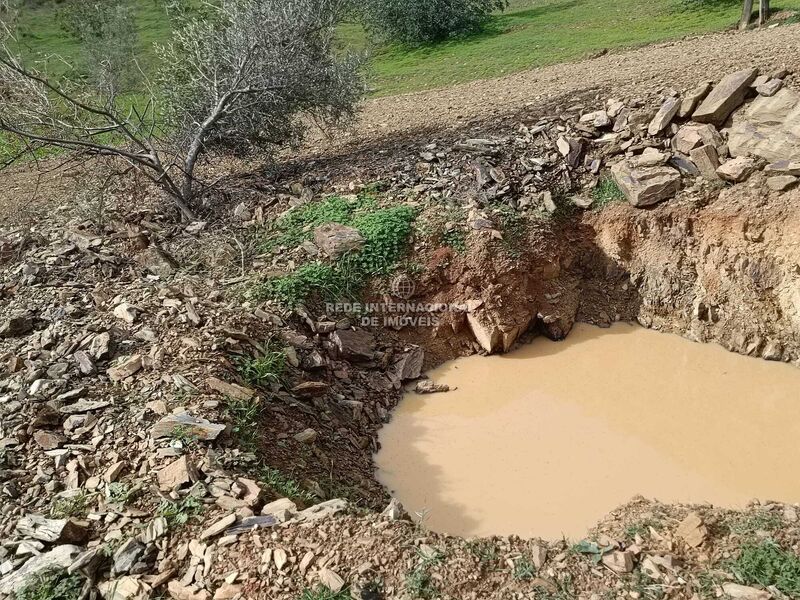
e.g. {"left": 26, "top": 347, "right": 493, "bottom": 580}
{"left": 467, "top": 539, "right": 499, "bottom": 564}
{"left": 169, "top": 425, "right": 199, "bottom": 446}
{"left": 730, "top": 540, "right": 800, "bottom": 596}
{"left": 16, "top": 569, "right": 84, "bottom": 600}
{"left": 263, "top": 195, "right": 361, "bottom": 252}
{"left": 728, "top": 511, "right": 782, "bottom": 536}
{"left": 513, "top": 556, "right": 536, "bottom": 580}
{"left": 236, "top": 349, "right": 287, "bottom": 388}
{"left": 156, "top": 493, "right": 204, "bottom": 527}
{"left": 624, "top": 517, "right": 660, "bottom": 540}
{"left": 50, "top": 492, "right": 89, "bottom": 519}
{"left": 405, "top": 565, "right": 438, "bottom": 599}
{"left": 592, "top": 177, "right": 626, "bottom": 208}
{"left": 258, "top": 465, "right": 316, "bottom": 504}
{"left": 106, "top": 482, "right": 141, "bottom": 506}
{"left": 298, "top": 586, "right": 351, "bottom": 600}
{"left": 226, "top": 397, "right": 263, "bottom": 451}
{"left": 441, "top": 228, "right": 467, "bottom": 253}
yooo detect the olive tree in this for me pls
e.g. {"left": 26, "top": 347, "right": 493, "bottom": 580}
{"left": 0, "top": 0, "right": 364, "bottom": 221}
{"left": 360, "top": 0, "right": 508, "bottom": 46}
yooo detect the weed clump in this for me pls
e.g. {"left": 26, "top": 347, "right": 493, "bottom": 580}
{"left": 16, "top": 569, "right": 84, "bottom": 600}
{"left": 730, "top": 540, "right": 800, "bottom": 596}
{"left": 592, "top": 177, "right": 626, "bottom": 208}
{"left": 253, "top": 194, "right": 416, "bottom": 307}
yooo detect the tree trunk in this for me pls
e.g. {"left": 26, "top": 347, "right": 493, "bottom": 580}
{"left": 740, "top": 0, "right": 754, "bottom": 29}
{"left": 758, "top": 0, "right": 770, "bottom": 26}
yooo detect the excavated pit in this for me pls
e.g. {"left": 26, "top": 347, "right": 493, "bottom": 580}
{"left": 376, "top": 322, "right": 800, "bottom": 540}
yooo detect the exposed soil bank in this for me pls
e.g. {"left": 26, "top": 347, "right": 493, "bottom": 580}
{"left": 376, "top": 323, "right": 800, "bottom": 540}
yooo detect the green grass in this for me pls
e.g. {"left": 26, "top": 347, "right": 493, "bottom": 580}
{"left": 298, "top": 588, "right": 351, "bottom": 600}
{"left": 730, "top": 540, "right": 800, "bottom": 596}
{"left": 252, "top": 195, "right": 416, "bottom": 307}
{"left": 8, "top": 0, "right": 800, "bottom": 100}
{"left": 592, "top": 177, "right": 626, "bottom": 208}
{"left": 225, "top": 397, "right": 263, "bottom": 451}
{"left": 16, "top": 570, "right": 84, "bottom": 600}
{"left": 235, "top": 349, "right": 287, "bottom": 388}
{"left": 257, "top": 465, "right": 317, "bottom": 505}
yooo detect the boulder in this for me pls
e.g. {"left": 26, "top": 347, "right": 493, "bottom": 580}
{"left": 717, "top": 157, "right": 758, "bottom": 183}
{"left": 765, "top": 160, "right": 800, "bottom": 176}
{"left": 693, "top": 67, "right": 759, "bottom": 125}
{"left": 611, "top": 161, "right": 681, "bottom": 207}
{"left": 313, "top": 223, "right": 364, "bottom": 258}
{"left": 602, "top": 550, "right": 635, "bottom": 574}
{"left": 672, "top": 124, "right": 723, "bottom": 155}
{"left": 579, "top": 110, "right": 611, "bottom": 128}
{"left": 690, "top": 145, "right": 721, "bottom": 180}
{"left": 15, "top": 515, "right": 88, "bottom": 544}
{"left": 648, "top": 97, "right": 681, "bottom": 136}
{"left": 766, "top": 175, "right": 798, "bottom": 192}
{"left": 0, "top": 315, "right": 33, "bottom": 338}
{"left": 676, "top": 512, "right": 707, "bottom": 548}
{"left": 330, "top": 329, "right": 375, "bottom": 361}
{"left": 156, "top": 455, "right": 199, "bottom": 490}
{"left": 728, "top": 88, "right": 800, "bottom": 162}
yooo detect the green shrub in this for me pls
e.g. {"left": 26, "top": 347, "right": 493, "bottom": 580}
{"left": 730, "top": 540, "right": 800, "bottom": 596}
{"left": 253, "top": 200, "right": 416, "bottom": 307}
{"left": 360, "top": 0, "right": 508, "bottom": 45}
{"left": 17, "top": 570, "right": 84, "bottom": 600}
{"left": 226, "top": 397, "right": 263, "bottom": 451}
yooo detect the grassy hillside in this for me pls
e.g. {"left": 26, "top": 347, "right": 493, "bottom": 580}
{"left": 8, "top": 0, "right": 800, "bottom": 97}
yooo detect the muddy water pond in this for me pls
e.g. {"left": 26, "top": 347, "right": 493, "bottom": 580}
{"left": 375, "top": 323, "right": 800, "bottom": 540}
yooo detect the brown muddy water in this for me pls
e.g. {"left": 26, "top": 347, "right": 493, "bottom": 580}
{"left": 375, "top": 323, "right": 800, "bottom": 540}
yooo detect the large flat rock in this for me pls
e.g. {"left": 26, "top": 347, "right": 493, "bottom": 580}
{"left": 728, "top": 88, "right": 800, "bottom": 162}
{"left": 611, "top": 161, "right": 681, "bottom": 208}
{"left": 693, "top": 67, "right": 758, "bottom": 126}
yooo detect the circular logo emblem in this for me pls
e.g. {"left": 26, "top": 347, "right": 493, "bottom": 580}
{"left": 390, "top": 274, "right": 416, "bottom": 300}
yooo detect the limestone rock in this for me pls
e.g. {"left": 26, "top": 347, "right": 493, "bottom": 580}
{"left": 392, "top": 346, "right": 425, "bottom": 381}
{"left": 157, "top": 456, "right": 199, "bottom": 490}
{"left": 318, "top": 568, "right": 345, "bottom": 593}
{"left": 381, "top": 498, "right": 408, "bottom": 521}
{"left": 213, "top": 584, "right": 242, "bottom": 600}
{"left": 580, "top": 110, "right": 611, "bottom": 128}
{"left": 313, "top": 223, "right": 364, "bottom": 258}
{"left": 676, "top": 512, "right": 707, "bottom": 547}
{"left": 611, "top": 161, "right": 681, "bottom": 207}
{"left": 415, "top": 380, "right": 450, "bottom": 394}
{"left": 690, "top": 145, "right": 721, "bottom": 180}
{"left": 648, "top": 97, "right": 681, "bottom": 135}
{"left": 756, "top": 78, "right": 783, "bottom": 97}
{"left": 151, "top": 413, "right": 225, "bottom": 441}
{"left": 678, "top": 81, "right": 713, "bottom": 118}
{"left": 602, "top": 550, "right": 635, "bottom": 574}
{"left": 206, "top": 377, "right": 255, "bottom": 401}
{"left": 728, "top": 88, "right": 800, "bottom": 162}
{"left": 330, "top": 329, "right": 375, "bottom": 361}
{"left": 672, "top": 124, "right": 723, "bottom": 155}
{"left": 766, "top": 175, "right": 798, "bottom": 191}
{"left": 167, "top": 581, "right": 211, "bottom": 600}
{"left": 200, "top": 513, "right": 236, "bottom": 540}
{"left": 290, "top": 381, "right": 329, "bottom": 398}
{"left": 294, "top": 428, "right": 318, "bottom": 444}
{"left": 765, "top": 160, "right": 800, "bottom": 176}
{"left": 466, "top": 311, "right": 502, "bottom": 353}
{"left": 0, "top": 545, "right": 82, "bottom": 595}
{"left": 113, "top": 302, "right": 139, "bottom": 324}
{"left": 693, "top": 67, "right": 759, "bottom": 125}
{"left": 717, "top": 156, "right": 758, "bottom": 183}
{"left": 33, "top": 430, "right": 66, "bottom": 450}
{"left": 98, "top": 577, "right": 151, "bottom": 600}
{"left": 107, "top": 355, "right": 143, "bottom": 382}
{"left": 15, "top": 515, "right": 88, "bottom": 544}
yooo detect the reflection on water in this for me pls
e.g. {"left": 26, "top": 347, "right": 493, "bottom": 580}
{"left": 375, "top": 323, "right": 800, "bottom": 539}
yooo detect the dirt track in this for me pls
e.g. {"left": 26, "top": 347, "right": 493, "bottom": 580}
{"left": 343, "top": 22, "right": 800, "bottom": 142}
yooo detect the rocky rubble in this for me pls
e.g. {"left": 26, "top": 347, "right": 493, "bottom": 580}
{"left": 1, "top": 62, "right": 800, "bottom": 600}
